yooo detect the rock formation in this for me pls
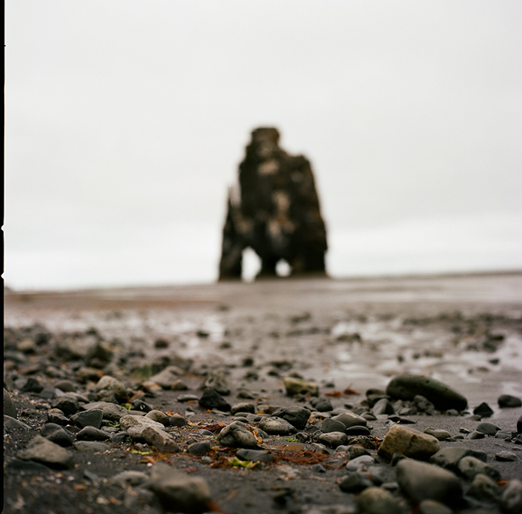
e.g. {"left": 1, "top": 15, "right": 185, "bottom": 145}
{"left": 219, "top": 127, "right": 328, "bottom": 280}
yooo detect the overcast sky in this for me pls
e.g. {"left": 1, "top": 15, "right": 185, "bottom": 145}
{"left": 5, "top": 1, "right": 522, "bottom": 290}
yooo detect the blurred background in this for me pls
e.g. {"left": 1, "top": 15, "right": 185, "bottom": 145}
{"left": 5, "top": 0, "right": 522, "bottom": 290}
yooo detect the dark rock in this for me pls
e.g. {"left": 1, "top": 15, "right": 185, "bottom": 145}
{"left": 202, "top": 370, "right": 230, "bottom": 395}
{"left": 469, "top": 430, "right": 486, "bottom": 439}
{"left": 320, "top": 418, "right": 347, "bottom": 434}
{"left": 217, "top": 421, "right": 259, "bottom": 448}
{"left": 236, "top": 449, "right": 273, "bottom": 462}
{"left": 318, "top": 431, "right": 348, "bottom": 448}
{"left": 231, "top": 402, "right": 256, "bottom": 415}
{"left": 476, "top": 422, "right": 500, "bottom": 436}
{"left": 21, "top": 377, "right": 44, "bottom": 394}
{"left": 73, "top": 441, "right": 111, "bottom": 452}
{"left": 430, "top": 447, "right": 487, "bottom": 472}
{"left": 71, "top": 409, "right": 103, "bottom": 429}
{"left": 310, "top": 397, "right": 333, "bottom": 412}
{"left": 346, "top": 445, "right": 370, "bottom": 461}
{"left": 40, "top": 423, "right": 74, "bottom": 447}
{"left": 187, "top": 441, "right": 211, "bottom": 455}
{"left": 52, "top": 396, "right": 79, "bottom": 417}
{"left": 518, "top": 414, "right": 522, "bottom": 434}
{"left": 218, "top": 127, "right": 328, "bottom": 280}
{"left": 258, "top": 416, "right": 296, "bottom": 435}
{"left": 53, "top": 380, "right": 76, "bottom": 393}
{"left": 272, "top": 406, "right": 311, "bottom": 430}
{"left": 7, "top": 457, "right": 51, "bottom": 472}
{"left": 18, "top": 435, "right": 74, "bottom": 468}
{"left": 169, "top": 414, "right": 189, "bottom": 427}
{"left": 130, "top": 399, "right": 153, "bottom": 412}
{"left": 498, "top": 394, "right": 522, "bottom": 408}
{"left": 3, "top": 389, "right": 17, "bottom": 418}
{"left": 386, "top": 375, "right": 467, "bottom": 411}
{"left": 332, "top": 412, "right": 367, "bottom": 429}
{"left": 372, "top": 398, "right": 395, "bottom": 415}
{"left": 4, "top": 415, "right": 31, "bottom": 430}
{"left": 357, "top": 486, "right": 401, "bottom": 514}
{"left": 77, "top": 426, "right": 110, "bottom": 441}
{"left": 198, "top": 388, "right": 231, "bottom": 412}
{"left": 339, "top": 472, "right": 371, "bottom": 493}
{"left": 396, "top": 458, "right": 462, "bottom": 506}
{"left": 457, "top": 456, "right": 501, "bottom": 481}
{"left": 473, "top": 402, "right": 494, "bottom": 418}
{"left": 47, "top": 408, "right": 70, "bottom": 426}
{"left": 345, "top": 425, "right": 371, "bottom": 436}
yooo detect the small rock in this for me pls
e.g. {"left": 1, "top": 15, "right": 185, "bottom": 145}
{"left": 339, "top": 472, "right": 371, "bottom": 493}
{"left": 386, "top": 375, "right": 467, "bottom": 411}
{"left": 332, "top": 412, "right": 367, "bottom": 429}
{"left": 346, "top": 455, "right": 375, "bottom": 471}
{"left": 498, "top": 394, "right": 522, "bottom": 408}
{"left": 73, "top": 441, "right": 111, "bottom": 452}
{"left": 40, "top": 423, "right": 74, "bottom": 447}
{"left": 469, "top": 430, "right": 486, "bottom": 439}
{"left": 4, "top": 415, "right": 31, "bottom": 430}
{"left": 346, "top": 445, "right": 371, "bottom": 460}
{"left": 202, "top": 369, "right": 230, "bottom": 395}
{"left": 77, "top": 426, "right": 110, "bottom": 441}
{"left": 217, "top": 421, "right": 259, "bottom": 448}
{"left": 236, "top": 449, "right": 273, "bottom": 462}
{"left": 198, "top": 388, "right": 231, "bottom": 412}
{"left": 51, "top": 396, "right": 79, "bottom": 417}
{"left": 345, "top": 426, "right": 371, "bottom": 436}
{"left": 120, "top": 414, "right": 165, "bottom": 432}
{"left": 271, "top": 406, "right": 311, "bottom": 430}
{"left": 495, "top": 450, "right": 518, "bottom": 462}
{"left": 18, "top": 435, "right": 74, "bottom": 468}
{"left": 188, "top": 441, "right": 212, "bottom": 455}
{"left": 318, "top": 432, "right": 348, "bottom": 448}
{"left": 413, "top": 395, "right": 436, "bottom": 414}
{"left": 310, "top": 397, "right": 333, "bottom": 412}
{"left": 3, "top": 389, "right": 18, "bottom": 418}
{"left": 47, "top": 408, "right": 70, "bottom": 426}
{"left": 457, "top": 456, "right": 501, "bottom": 481}
{"left": 94, "top": 375, "right": 127, "bottom": 400}
{"left": 284, "top": 376, "right": 319, "bottom": 396}
{"left": 258, "top": 416, "right": 296, "bottom": 435}
{"left": 357, "top": 486, "right": 401, "bottom": 514}
{"left": 468, "top": 473, "right": 499, "bottom": 501}
{"left": 113, "top": 470, "right": 150, "bottom": 488}
{"left": 418, "top": 499, "right": 452, "bottom": 514}
{"left": 83, "top": 401, "right": 128, "bottom": 421}
{"left": 396, "top": 458, "right": 462, "bottom": 506}
{"left": 54, "top": 380, "right": 76, "bottom": 393}
{"left": 169, "top": 414, "right": 188, "bottom": 427}
{"left": 476, "top": 421, "right": 500, "bottom": 436}
{"left": 320, "top": 418, "right": 347, "bottom": 434}
{"left": 146, "top": 365, "right": 186, "bottom": 390}
{"left": 135, "top": 426, "right": 179, "bottom": 452}
{"left": 378, "top": 424, "right": 440, "bottom": 460}
{"left": 424, "top": 428, "right": 451, "bottom": 441}
{"left": 150, "top": 461, "right": 212, "bottom": 513}
{"left": 473, "top": 402, "right": 494, "bottom": 418}
{"left": 71, "top": 409, "right": 103, "bottom": 429}
{"left": 372, "top": 398, "right": 395, "bottom": 415}
{"left": 231, "top": 402, "right": 256, "bottom": 415}
{"left": 145, "top": 410, "right": 170, "bottom": 426}
{"left": 501, "top": 479, "right": 522, "bottom": 514}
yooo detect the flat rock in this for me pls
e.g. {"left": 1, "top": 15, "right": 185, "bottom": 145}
{"left": 40, "top": 424, "right": 74, "bottom": 447}
{"left": 236, "top": 449, "right": 273, "bottom": 462}
{"left": 216, "top": 421, "right": 259, "bottom": 448}
{"left": 18, "top": 435, "right": 74, "bottom": 468}
{"left": 320, "top": 418, "right": 346, "bottom": 434}
{"left": 345, "top": 425, "right": 371, "bottom": 436}
{"left": 73, "top": 441, "right": 111, "bottom": 452}
{"left": 496, "top": 450, "right": 519, "bottom": 462}
{"left": 150, "top": 462, "right": 212, "bottom": 513}
{"left": 424, "top": 428, "right": 451, "bottom": 441}
{"left": 231, "top": 402, "right": 256, "bottom": 415}
{"left": 501, "top": 479, "right": 522, "bottom": 514}
{"left": 318, "top": 431, "right": 348, "bottom": 448}
{"left": 94, "top": 375, "right": 127, "bottom": 400}
{"left": 3, "top": 389, "right": 17, "bottom": 418}
{"left": 346, "top": 455, "right": 375, "bottom": 471}
{"left": 332, "top": 412, "right": 367, "bottom": 429}
{"left": 188, "top": 441, "right": 211, "bottom": 455}
{"left": 386, "top": 375, "right": 467, "bottom": 411}
{"left": 120, "top": 414, "right": 165, "bottom": 432}
{"left": 71, "top": 409, "right": 103, "bottom": 429}
{"left": 357, "top": 486, "right": 401, "bottom": 514}
{"left": 131, "top": 426, "right": 179, "bottom": 452}
{"left": 457, "top": 456, "right": 501, "bottom": 481}
{"left": 284, "top": 376, "right": 319, "bottom": 396}
{"left": 378, "top": 424, "right": 440, "bottom": 460}
{"left": 396, "top": 458, "right": 462, "bottom": 505}
{"left": 4, "top": 415, "right": 31, "bottom": 430}
{"left": 476, "top": 421, "right": 500, "bottom": 436}
{"left": 258, "top": 416, "right": 296, "bottom": 435}
{"left": 145, "top": 410, "right": 170, "bottom": 426}
{"left": 498, "top": 394, "right": 522, "bottom": 408}
{"left": 272, "top": 406, "right": 311, "bottom": 430}
{"left": 77, "top": 426, "right": 110, "bottom": 441}
{"left": 473, "top": 402, "right": 494, "bottom": 418}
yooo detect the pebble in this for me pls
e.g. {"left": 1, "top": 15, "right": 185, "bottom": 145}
{"left": 236, "top": 449, "right": 273, "bottom": 462}
{"left": 271, "top": 406, "right": 311, "bottom": 430}
{"left": 82, "top": 401, "right": 128, "bottom": 421}
{"left": 120, "top": 414, "right": 165, "bottom": 432}
{"left": 76, "top": 426, "right": 110, "bottom": 441}
{"left": 18, "top": 435, "right": 74, "bottom": 468}
{"left": 357, "top": 486, "right": 401, "bottom": 514}
{"left": 146, "top": 365, "right": 186, "bottom": 390}
{"left": 94, "top": 375, "right": 127, "bottom": 400}
{"left": 258, "top": 416, "right": 296, "bottom": 435}
{"left": 40, "top": 423, "right": 74, "bottom": 447}
{"left": 476, "top": 421, "right": 500, "bottom": 436}
{"left": 169, "top": 413, "right": 188, "bottom": 427}
{"left": 469, "top": 430, "right": 486, "bottom": 439}
{"left": 498, "top": 394, "right": 522, "bottom": 408}
{"left": 187, "top": 441, "right": 211, "bottom": 455}
{"left": 150, "top": 462, "right": 212, "bottom": 513}
{"left": 203, "top": 369, "right": 230, "bottom": 395}
{"left": 230, "top": 402, "right": 256, "bottom": 415}
{"left": 345, "top": 425, "right": 371, "bottom": 436}
{"left": 4, "top": 415, "right": 31, "bottom": 430}
{"left": 378, "top": 424, "right": 440, "bottom": 460}
{"left": 332, "top": 412, "right": 367, "bottom": 429}
{"left": 457, "top": 456, "right": 501, "bottom": 481}
{"left": 320, "top": 418, "right": 347, "bottom": 433}
{"left": 112, "top": 470, "right": 150, "bottom": 488}
{"left": 473, "top": 402, "right": 494, "bottom": 418}
{"left": 51, "top": 396, "right": 79, "bottom": 417}
{"left": 216, "top": 421, "right": 259, "bottom": 448}
{"left": 145, "top": 410, "right": 170, "bottom": 426}
{"left": 54, "top": 380, "right": 76, "bottom": 393}
{"left": 198, "top": 387, "right": 231, "bottom": 411}
{"left": 501, "top": 479, "right": 522, "bottom": 514}
{"left": 517, "top": 413, "right": 522, "bottom": 433}
{"left": 310, "top": 397, "right": 333, "bottom": 412}
{"left": 346, "top": 445, "right": 371, "bottom": 460}
{"left": 339, "top": 472, "right": 372, "bottom": 493}
{"left": 495, "top": 450, "right": 518, "bottom": 462}
{"left": 47, "top": 408, "right": 70, "bottom": 426}
{"left": 396, "top": 458, "right": 462, "bottom": 506}
{"left": 130, "top": 425, "right": 179, "bottom": 452}
{"left": 71, "top": 409, "right": 103, "bottom": 429}
{"left": 429, "top": 447, "right": 487, "bottom": 472}
{"left": 3, "top": 389, "right": 18, "bottom": 418}
{"left": 318, "top": 431, "right": 348, "bottom": 448}
{"left": 73, "top": 441, "right": 111, "bottom": 452}
{"left": 346, "top": 455, "right": 375, "bottom": 471}
{"left": 413, "top": 395, "right": 436, "bottom": 414}
{"left": 372, "top": 398, "right": 395, "bottom": 415}
{"left": 424, "top": 428, "right": 451, "bottom": 441}
{"left": 283, "top": 376, "right": 319, "bottom": 396}
{"left": 386, "top": 375, "right": 468, "bottom": 411}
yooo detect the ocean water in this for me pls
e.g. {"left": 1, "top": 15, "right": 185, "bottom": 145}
{"left": 4, "top": 213, "right": 522, "bottom": 291}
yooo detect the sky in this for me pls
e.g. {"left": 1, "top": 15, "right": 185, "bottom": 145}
{"left": 5, "top": 0, "right": 522, "bottom": 290}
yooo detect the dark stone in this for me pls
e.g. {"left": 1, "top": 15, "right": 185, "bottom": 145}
{"left": 218, "top": 127, "right": 328, "bottom": 280}
{"left": 40, "top": 424, "right": 74, "bottom": 447}
{"left": 198, "top": 387, "right": 231, "bottom": 412}
{"left": 76, "top": 426, "right": 110, "bottom": 441}
{"left": 498, "top": 394, "right": 522, "bottom": 408}
{"left": 372, "top": 398, "right": 395, "bottom": 415}
{"left": 70, "top": 409, "right": 103, "bottom": 429}
{"left": 52, "top": 396, "right": 79, "bottom": 417}
{"left": 476, "top": 422, "right": 500, "bottom": 436}
{"left": 271, "top": 406, "right": 311, "bottom": 430}
{"left": 386, "top": 375, "right": 467, "bottom": 411}
{"left": 339, "top": 472, "right": 371, "bottom": 493}
{"left": 429, "top": 447, "right": 487, "bottom": 472}
{"left": 345, "top": 425, "right": 371, "bottom": 436}
{"left": 473, "top": 402, "right": 494, "bottom": 418}
{"left": 20, "top": 377, "right": 44, "bottom": 394}
{"left": 3, "top": 389, "right": 17, "bottom": 418}
{"left": 310, "top": 397, "right": 333, "bottom": 412}
{"left": 320, "top": 418, "right": 347, "bottom": 434}
{"left": 7, "top": 457, "right": 51, "bottom": 472}
{"left": 187, "top": 441, "right": 211, "bottom": 455}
